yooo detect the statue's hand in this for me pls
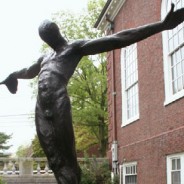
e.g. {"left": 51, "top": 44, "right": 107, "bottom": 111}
{"left": 0, "top": 73, "right": 18, "bottom": 94}
{"left": 163, "top": 3, "right": 184, "bottom": 30}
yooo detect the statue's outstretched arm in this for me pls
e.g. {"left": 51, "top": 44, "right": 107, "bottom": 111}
{"left": 0, "top": 56, "right": 43, "bottom": 94}
{"left": 80, "top": 3, "right": 184, "bottom": 55}
{"left": 12, "top": 56, "right": 43, "bottom": 79}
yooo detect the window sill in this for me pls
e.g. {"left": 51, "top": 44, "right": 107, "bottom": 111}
{"left": 164, "top": 91, "right": 184, "bottom": 106}
{"left": 121, "top": 115, "right": 139, "bottom": 127}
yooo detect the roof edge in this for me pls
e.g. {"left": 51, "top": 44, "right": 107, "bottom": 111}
{"left": 94, "top": 0, "right": 112, "bottom": 28}
{"left": 94, "top": 0, "right": 126, "bottom": 31}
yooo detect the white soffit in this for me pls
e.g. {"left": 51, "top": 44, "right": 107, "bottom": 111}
{"left": 97, "top": 0, "right": 126, "bottom": 31}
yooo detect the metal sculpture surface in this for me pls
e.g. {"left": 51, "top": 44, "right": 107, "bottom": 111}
{"left": 0, "top": 4, "right": 184, "bottom": 184}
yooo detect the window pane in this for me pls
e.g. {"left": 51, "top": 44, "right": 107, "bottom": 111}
{"left": 176, "top": 63, "right": 182, "bottom": 78}
{"left": 123, "top": 164, "right": 137, "bottom": 184}
{"left": 171, "top": 171, "right": 181, "bottom": 184}
{"left": 172, "top": 158, "right": 181, "bottom": 170}
{"left": 170, "top": 47, "right": 184, "bottom": 94}
{"left": 171, "top": 64, "right": 177, "bottom": 80}
{"left": 178, "top": 29, "right": 184, "bottom": 45}
{"left": 176, "top": 0, "right": 182, "bottom": 9}
{"left": 171, "top": 158, "right": 181, "bottom": 184}
{"left": 166, "top": 0, "right": 184, "bottom": 96}
{"left": 174, "top": 34, "right": 178, "bottom": 49}
{"left": 177, "top": 159, "right": 181, "bottom": 170}
{"left": 172, "top": 159, "right": 176, "bottom": 170}
{"left": 177, "top": 77, "right": 182, "bottom": 91}
{"left": 125, "top": 165, "right": 137, "bottom": 174}
{"left": 127, "top": 84, "right": 138, "bottom": 119}
{"left": 176, "top": 50, "right": 181, "bottom": 63}
{"left": 125, "top": 44, "right": 138, "bottom": 89}
{"left": 125, "top": 175, "right": 137, "bottom": 184}
{"left": 122, "top": 43, "right": 139, "bottom": 122}
{"left": 181, "top": 46, "right": 184, "bottom": 59}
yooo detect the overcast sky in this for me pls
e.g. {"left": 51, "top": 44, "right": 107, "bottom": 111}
{"left": 0, "top": 0, "right": 89, "bottom": 154}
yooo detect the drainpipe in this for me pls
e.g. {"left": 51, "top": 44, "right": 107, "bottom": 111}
{"left": 106, "top": 15, "right": 118, "bottom": 175}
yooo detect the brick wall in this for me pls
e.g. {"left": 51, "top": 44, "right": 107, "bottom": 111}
{"left": 107, "top": 0, "right": 184, "bottom": 183}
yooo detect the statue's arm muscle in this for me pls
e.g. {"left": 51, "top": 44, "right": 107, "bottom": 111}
{"left": 80, "top": 4, "right": 184, "bottom": 56}
{"left": 80, "top": 21, "right": 163, "bottom": 55}
{"left": 13, "top": 57, "right": 43, "bottom": 79}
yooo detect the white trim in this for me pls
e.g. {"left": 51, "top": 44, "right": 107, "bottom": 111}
{"left": 162, "top": 0, "right": 173, "bottom": 105}
{"left": 164, "top": 90, "right": 184, "bottom": 105}
{"left": 120, "top": 162, "right": 137, "bottom": 184}
{"left": 97, "top": 0, "right": 126, "bottom": 31}
{"left": 121, "top": 44, "right": 139, "bottom": 126}
{"left": 122, "top": 161, "right": 137, "bottom": 168}
{"left": 166, "top": 152, "right": 184, "bottom": 184}
{"left": 162, "top": 0, "right": 184, "bottom": 105}
{"left": 122, "top": 114, "right": 139, "bottom": 127}
{"left": 120, "top": 165, "right": 123, "bottom": 184}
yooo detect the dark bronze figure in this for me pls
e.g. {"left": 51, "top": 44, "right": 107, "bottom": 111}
{"left": 0, "top": 4, "right": 184, "bottom": 184}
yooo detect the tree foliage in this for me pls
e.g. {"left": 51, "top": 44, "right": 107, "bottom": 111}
{"left": 16, "top": 144, "right": 32, "bottom": 157}
{"left": 0, "top": 132, "right": 11, "bottom": 156}
{"left": 52, "top": 0, "right": 105, "bottom": 41}
{"left": 31, "top": 135, "right": 45, "bottom": 157}
{"left": 69, "top": 56, "right": 108, "bottom": 156}
{"left": 80, "top": 158, "right": 112, "bottom": 184}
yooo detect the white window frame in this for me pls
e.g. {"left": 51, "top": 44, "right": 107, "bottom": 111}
{"left": 120, "top": 162, "right": 137, "bottom": 184}
{"left": 121, "top": 43, "right": 139, "bottom": 126}
{"left": 166, "top": 153, "right": 184, "bottom": 184}
{"left": 162, "top": 0, "right": 184, "bottom": 105}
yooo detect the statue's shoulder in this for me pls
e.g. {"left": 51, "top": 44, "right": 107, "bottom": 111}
{"left": 69, "top": 39, "right": 88, "bottom": 50}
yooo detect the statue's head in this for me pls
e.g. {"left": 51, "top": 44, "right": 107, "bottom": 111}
{"left": 38, "top": 20, "right": 67, "bottom": 50}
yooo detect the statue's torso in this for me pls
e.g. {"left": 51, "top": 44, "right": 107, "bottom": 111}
{"left": 37, "top": 43, "right": 83, "bottom": 113}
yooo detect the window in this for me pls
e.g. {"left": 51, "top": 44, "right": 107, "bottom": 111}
{"left": 167, "top": 153, "right": 184, "bottom": 184}
{"left": 120, "top": 162, "right": 137, "bottom": 184}
{"left": 162, "top": 0, "right": 184, "bottom": 105}
{"left": 121, "top": 43, "right": 139, "bottom": 125}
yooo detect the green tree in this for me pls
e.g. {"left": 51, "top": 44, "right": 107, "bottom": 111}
{"left": 0, "top": 132, "right": 11, "bottom": 156}
{"left": 31, "top": 135, "right": 45, "bottom": 157}
{"left": 69, "top": 56, "right": 107, "bottom": 156}
{"left": 74, "top": 125, "right": 98, "bottom": 153}
{"left": 16, "top": 144, "right": 32, "bottom": 157}
{"left": 52, "top": 0, "right": 105, "bottom": 41}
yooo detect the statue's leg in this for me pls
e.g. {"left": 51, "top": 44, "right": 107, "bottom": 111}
{"left": 52, "top": 95, "right": 81, "bottom": 184}
{"left": 35, "top": 96, "right": 81, "bottom": 184}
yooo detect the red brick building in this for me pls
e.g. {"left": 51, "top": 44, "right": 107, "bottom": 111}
{"left": 95, "top": 0, "right": 184, "bottom": 183}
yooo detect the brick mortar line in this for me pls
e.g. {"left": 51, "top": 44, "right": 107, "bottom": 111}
{"left": 119, "top": 125, "right": 184, "bottom": 149}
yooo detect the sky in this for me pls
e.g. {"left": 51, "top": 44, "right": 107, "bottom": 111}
{"left": 0, "top": 0, "right": 89, "bottom": 154}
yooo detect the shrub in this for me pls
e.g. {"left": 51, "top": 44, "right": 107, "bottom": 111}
{"left": 80, "top": 167, "right": 95, "bottom": 184}
{"left": 0, "top": 177, "right": 6, "bottom": 184}
{"left": 112, "top": 175, "right": 119, "bottom": 184}
{"left": 80, "top": 157, "right": 111, "bottom": 184}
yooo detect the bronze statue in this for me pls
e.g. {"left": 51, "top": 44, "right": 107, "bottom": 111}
{"left": 0, "top": 4, "right": 184, "bottom": 184}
